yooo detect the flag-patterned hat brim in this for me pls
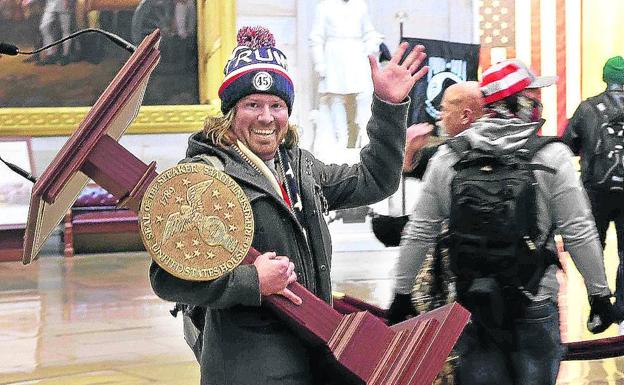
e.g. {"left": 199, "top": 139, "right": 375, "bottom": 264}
{"left": 480, "top": 61, "right": 532, "bottom": 104}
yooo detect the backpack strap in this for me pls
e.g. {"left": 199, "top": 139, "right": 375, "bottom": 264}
{"left": 446, "top": 137, "right": 475, "bottom": 171}
{"left": 518, "top": 134, "right": 559, "bottom": 174}
{"left": 524, "top": 225, "right": 562, "bottom": 294}
{"left": 446, "top": 136, "right": 472, "bottom": 155}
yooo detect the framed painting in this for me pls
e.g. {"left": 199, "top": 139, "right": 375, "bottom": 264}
{"left": 0, "top": 0, "right": 236, "bottom": 136}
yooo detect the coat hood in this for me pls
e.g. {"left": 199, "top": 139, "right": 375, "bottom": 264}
{"left": 186, "top": 131, "right": 231, "bottom": 160}
{"left": 460, "top": 117, "right": 543, "bottom": 155}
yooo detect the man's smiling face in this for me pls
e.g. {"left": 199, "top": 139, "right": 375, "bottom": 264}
{"left": 231, "top": 94, "right": 289, "bottom": 160}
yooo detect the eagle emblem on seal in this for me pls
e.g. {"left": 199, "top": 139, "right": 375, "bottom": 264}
{"left": 163, "top": 180, "right": 213, "bottom": 242}
{"left": 162, "top": 179, "right": 238, "bottom": 253}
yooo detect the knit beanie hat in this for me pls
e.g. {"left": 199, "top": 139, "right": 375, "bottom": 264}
{"left": 218, "top": 26, "right": 294, "bottom": 115}
{"left": 603, "top": 56, "right": 624, "bottom": 85}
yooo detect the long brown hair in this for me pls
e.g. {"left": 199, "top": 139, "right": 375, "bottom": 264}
{"left": 202, "top": 108, "right": 300, "bottom": 149}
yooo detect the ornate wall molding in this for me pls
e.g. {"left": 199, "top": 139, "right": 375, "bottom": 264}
{"left": 0, "top": 105, "right": 220, "bottom": 136}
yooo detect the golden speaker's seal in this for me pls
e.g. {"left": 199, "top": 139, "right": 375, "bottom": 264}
{"left": 139, "top": 163, "right": 254, "bottom": 281}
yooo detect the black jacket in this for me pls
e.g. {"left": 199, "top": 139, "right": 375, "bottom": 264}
{"left": 563, "top": 89, "right": 624, "bottom": 186}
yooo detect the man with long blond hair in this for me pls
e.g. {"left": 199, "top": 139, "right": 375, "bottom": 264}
{"left": 149, "top": 26, "right": 428, "bottom": 385}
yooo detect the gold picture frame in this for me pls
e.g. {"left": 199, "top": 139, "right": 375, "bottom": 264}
{"left": 0, "top": 0, "right": 236, "bottom": 137}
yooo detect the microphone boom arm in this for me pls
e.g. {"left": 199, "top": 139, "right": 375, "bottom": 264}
{"left": 16, "top": 28, "right": 136, "bottom": 55}
{"left": 0, "top": 156, "right": 36, "bottom": 183}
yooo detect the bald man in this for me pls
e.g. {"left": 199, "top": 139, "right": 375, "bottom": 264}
{"left": 439, "top": 81, "right": 484, "bottom": 136}
{"left": 403, "top": 81, "right": 484, "bottom": 177}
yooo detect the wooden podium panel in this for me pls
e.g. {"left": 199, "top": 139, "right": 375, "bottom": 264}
{"left": 23, "top": 30, "right": 161, "bottom": 264}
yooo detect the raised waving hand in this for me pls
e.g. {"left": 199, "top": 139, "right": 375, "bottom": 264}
{"left": 370, "top": 42, "right": 428, "bottom": 104}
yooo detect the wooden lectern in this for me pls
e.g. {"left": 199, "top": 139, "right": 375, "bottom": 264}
{"left": 22, "top": 29, "right": 470, "bottom": 385}
{"left": 22, "top": 30, "right": 161, "bottom": 264}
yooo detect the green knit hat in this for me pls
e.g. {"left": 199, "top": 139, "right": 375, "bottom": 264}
{"left": 603, "top": 56, "right": 624, "bottom": 85}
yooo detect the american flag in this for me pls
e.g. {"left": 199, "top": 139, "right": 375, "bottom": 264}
{"left": 479, "top": 0, "right": 580, "bottom": 136}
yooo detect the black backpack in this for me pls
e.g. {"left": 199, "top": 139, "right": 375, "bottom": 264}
{"left": 445, "top": 134, "right": 560, "bottom": 326}
{"left": 588, "top": 92, "right": 624, "bottom": 192}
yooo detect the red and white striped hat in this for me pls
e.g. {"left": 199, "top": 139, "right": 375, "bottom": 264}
{"left": 480, "top": 59, "right": 557, "bottom": 104}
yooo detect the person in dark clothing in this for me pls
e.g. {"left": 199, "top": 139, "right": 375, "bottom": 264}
{"left": 149, "top": 26, "right": 429, "bottom": 385}
{"left": 563, "top": 56, "right": 624, "bottom": 331}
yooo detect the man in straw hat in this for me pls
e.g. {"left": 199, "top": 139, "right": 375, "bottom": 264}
{"left": 149, "top": 26, "right": 428, "bottom": 385}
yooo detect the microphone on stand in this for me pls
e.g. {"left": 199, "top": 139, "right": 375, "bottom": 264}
{"left": 0, "top": 156, "right": 37, "bottom": 183}
{"left": 0, "top": 28, "right": 136, "bottom": 57}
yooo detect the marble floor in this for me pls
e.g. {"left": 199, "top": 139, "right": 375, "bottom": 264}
{"left": 0, "top": 221, "right": 623, "bottom": 385}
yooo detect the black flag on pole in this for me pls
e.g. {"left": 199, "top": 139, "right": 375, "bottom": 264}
{"left": 401, "top": 37, "right": 480, "bottom": 130}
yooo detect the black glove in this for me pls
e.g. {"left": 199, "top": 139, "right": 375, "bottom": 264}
{"left": 587, "top": 294, "right": 618, "bottom": 334}
{"left": 387, "top": 293, "right": 417, "bottom": 325}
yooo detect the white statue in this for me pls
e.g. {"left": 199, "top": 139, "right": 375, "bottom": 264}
{"left": 310, "top": 0, "right": 383, "bottom": 151}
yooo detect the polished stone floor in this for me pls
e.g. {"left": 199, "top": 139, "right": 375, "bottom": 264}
{"left": 0, "top": 222, "right": 623, "bottom": 385}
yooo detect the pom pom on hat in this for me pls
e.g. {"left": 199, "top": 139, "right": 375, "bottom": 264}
{"left": 603, "top": 56, "right": 624, "bottom": 85}
{"left": 236, "top": 26, "right": 276, "bottom": 50}
{"left": 219, "top": 26, "right": 294, "bottom": 114}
